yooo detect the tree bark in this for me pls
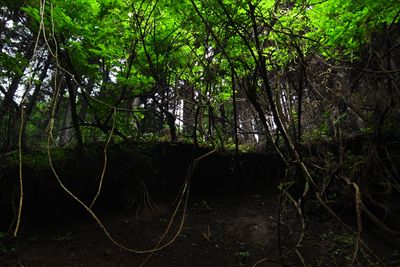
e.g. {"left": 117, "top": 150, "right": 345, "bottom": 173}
{"left": 0, "top": 42, "right": 35, "bottom": 122}
{"left": 65, "top": 74, "right": 84, "bottom": 150}
{"left": 21, "top": 58, "right": 51, "bottom": 147}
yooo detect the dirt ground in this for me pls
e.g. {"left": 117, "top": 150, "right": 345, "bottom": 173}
{"left": 1, "top": 144, "right": 400, "bottom": 266}
{"left": 2, "top": 190, "right": 399, "bottom": 267}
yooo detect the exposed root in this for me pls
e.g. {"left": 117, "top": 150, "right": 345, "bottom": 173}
{"left": 315, "top": 191, "right": 386, "bottom": 267}
{"left": 89, "top": 107, "right": 116, "bottom": 209}
{"left": 135, "top": 180, "right": 159, "bottom": 222}
{"left": 284, "top": 190, "right": 306, "bottom": 267}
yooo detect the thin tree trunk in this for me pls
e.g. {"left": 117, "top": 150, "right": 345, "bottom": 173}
{"left": 21, "top": 58, "right": 51, "bottom": 147}
{"left": 231, "top": 67, "right": 239, "bottom": 156}
{"left": 0, "top": 42, "right": 35, "bottom": 122}
{"left": 65, "top": 75, "right": 84, "bottom": 150}
{"left": 193, "top": 105, "right": 200, "bottom": 147}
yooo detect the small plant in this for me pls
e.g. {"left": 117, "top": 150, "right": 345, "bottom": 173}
{"left": 53, "top": 231, "right": 73, "bottom": 242}
{"left": 334, "top": 233, "right": 354, "bottom": 247}
{"left": 0, "top": 232, "right": 16, "bottom": 255}
{"left": 238, "top": 251, "right": 250, "bottom": 258}
{"left": 236, "top": 250, "right": 251, "bottom": 264}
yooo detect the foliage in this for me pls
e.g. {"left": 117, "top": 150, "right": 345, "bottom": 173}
{"left": 0, "top": 0, "right": 399, "bottom": 149}
{"left": 306, "top": 0, "right": 400, "bottom": 57}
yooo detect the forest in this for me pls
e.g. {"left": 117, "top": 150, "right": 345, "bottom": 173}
{"left": 1, "top": 0, "right": 400, "bottom": 266}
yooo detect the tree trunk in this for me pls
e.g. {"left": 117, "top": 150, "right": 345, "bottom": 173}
{"left": 182, "top": 83, "right": 195, "bottom": 136}
{"left": 65, "top": 75, "right": 84, "bottom": 150}
{"left": 0, "top": 42, "right": 35, "bottom": 122}
{"left": 21, "top": 58, "right": 51, "bottom": 147}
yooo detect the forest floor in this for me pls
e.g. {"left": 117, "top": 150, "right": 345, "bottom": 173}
{"left": 1, "top": 142, "right": 400, "bottom": 266}
{"left": 1, "top": 191, "right": 400, "bottom": 267}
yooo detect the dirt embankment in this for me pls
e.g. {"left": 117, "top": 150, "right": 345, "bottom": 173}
{"left": 1, "top": 142, "right": 399, "bottom": 266}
